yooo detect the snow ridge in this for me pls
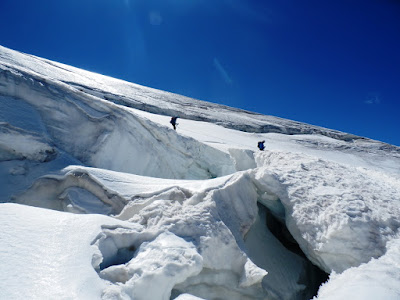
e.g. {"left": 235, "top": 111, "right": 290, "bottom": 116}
{"left": 0, "top": 44, "right": 378, "bottom": 142}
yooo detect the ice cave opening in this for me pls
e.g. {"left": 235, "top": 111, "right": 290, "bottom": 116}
{"left": 98, "top": 244, "right": 137, "bottom": 271}
{"left": 244, "top": 202, "right": 329, "bottom": 300}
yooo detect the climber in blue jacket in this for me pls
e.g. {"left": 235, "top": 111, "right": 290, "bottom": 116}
{"left": 258, "top": 140, "right": 265, "bottom": 151}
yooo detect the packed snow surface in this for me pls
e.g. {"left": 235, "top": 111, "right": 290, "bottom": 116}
{"left": 1, "top": 45, "right": 400, "bottom": 300}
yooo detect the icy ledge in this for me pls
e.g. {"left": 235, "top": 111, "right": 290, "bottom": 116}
{"left": 254, "top": 151, "right": 400, "bottom": 274}
{"left": 0, "top": 68, "right": 236, "bottom": 180}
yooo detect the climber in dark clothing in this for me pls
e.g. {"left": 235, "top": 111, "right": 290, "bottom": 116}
{"left": 170, "top": 117, "right": 178, "bottom": 130}
{"left": 258, "top": 140, "right": 265, "bottom": 151}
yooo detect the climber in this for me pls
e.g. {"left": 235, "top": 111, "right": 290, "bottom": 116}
{"left": 257, "top": 140, "right": 265, "bottom": 151}
{"left": 170, "top": 117, "right": 178, "bottom": 130}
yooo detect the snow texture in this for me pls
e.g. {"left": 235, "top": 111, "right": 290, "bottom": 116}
{"left": 1, "top": 45, "right": 400, "bottom": 300}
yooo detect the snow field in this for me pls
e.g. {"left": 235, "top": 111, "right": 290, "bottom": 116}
{"left": 0, "top": 203, "right": 115, "bottom": 300}
{"left": 0, "top": 45, "right": 362, "bottom": 141}
{"left": 1, "top": 44, "right": 400, "bottom": 299}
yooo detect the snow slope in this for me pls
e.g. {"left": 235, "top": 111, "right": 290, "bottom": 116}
{"left": 1, "top": 45, "right": 400, "bottom": 300}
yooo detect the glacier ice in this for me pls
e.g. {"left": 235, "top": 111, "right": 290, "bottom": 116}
{"left": 1, "top": 45, "right": 400, "bottom": 300}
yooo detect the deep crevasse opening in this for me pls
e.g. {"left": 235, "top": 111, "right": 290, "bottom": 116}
{"left": 244, "top": 202, "right": 328, "bottom": 300}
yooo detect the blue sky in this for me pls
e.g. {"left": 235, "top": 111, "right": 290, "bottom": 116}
{"left": 0, "top": 0, "right": 399, "bottom": 146}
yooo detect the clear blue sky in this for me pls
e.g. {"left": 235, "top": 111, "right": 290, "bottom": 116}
{"left": 0, "top": 0, "right": 399, "bottom": 146}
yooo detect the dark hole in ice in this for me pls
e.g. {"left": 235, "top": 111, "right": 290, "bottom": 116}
{"left": 263, "top": 204, "right": 329, "bottom": 298}
{"left": 99, "top": 245, "right": 136, "bottom": 271}
{"left": 265, "top": 208, "right": 305, "bottom": 258}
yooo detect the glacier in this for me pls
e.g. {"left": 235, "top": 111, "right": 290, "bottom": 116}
{"left": 0, "top": 44, "right": 399, "bottom": 300}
